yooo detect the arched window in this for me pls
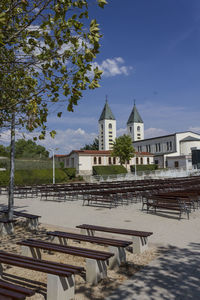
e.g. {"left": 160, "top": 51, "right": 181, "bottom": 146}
{"left": 141, "top": 157, "right": 143, "bottom": 165}
{"left": 98, "top": 157, "right": 101, "bottom": 164}
{"left": 109, "top": 157, "right": 112, "bottom": 164}
{"left": 109, "top": 123, "right": 112, "bottom": 129}
{"left": 137, "top": 126, "right": 140, "bottom": 131}
{"left": 136, "top": 157, "right": 139, "bottom": 164}
{"left": 94, "top": 157, "right": 97, "bottom": 164}
{"left": 113, "top": 157, "right": 116, "bottom": 164}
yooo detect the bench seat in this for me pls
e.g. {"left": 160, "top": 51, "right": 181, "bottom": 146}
{"left": 0, "top": 250, "right": 83, "bottom": 299}
{"left": 47, "top": 231, "right": 132, "bottom": 269}
{"left": 0, "top": 280, "right": 35, "bottom": 300}
{"left": 76, "top": 224, "right": 153, "bottom": 254}
{"left": 17, "top": 239, "right": 114, "bottom": 284}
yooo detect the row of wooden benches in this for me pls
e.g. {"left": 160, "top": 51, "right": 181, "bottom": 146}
{"left": 142, "top": 189, "right": 200, "bottom": 219}
{"left": 0, "top": 223, "right": 153, "bottom": 299}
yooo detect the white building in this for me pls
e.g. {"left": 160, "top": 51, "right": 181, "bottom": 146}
{"left": 59, "top": 150, "right": 154, "bottom": 175}
{"left": 98, "top": 100, "right": 116, "bottom": 150}
{"left": 127, "top": 102, "right": 144, "bottom": 141}
{"left": 133, "top": 132, "right": 200, "bottom": 169}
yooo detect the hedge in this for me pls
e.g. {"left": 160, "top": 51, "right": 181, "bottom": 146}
{"left": 130, "top": 164, "right": 158, "bottom": 172}
{"left": 93, "top": 165, "right": 127, "bottom": 175}
{"left": 0, "top": 168, "right": 68, "bottom": 186}
{"left": 63, "top": 168, "right": 76, "bottom": 179}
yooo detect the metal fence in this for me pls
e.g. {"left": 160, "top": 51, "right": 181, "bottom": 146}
{"left": 87, "top": 167, "right": 200, "bottom": 183}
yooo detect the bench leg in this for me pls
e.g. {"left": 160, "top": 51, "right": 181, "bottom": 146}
{"left": 80, "top": 229, "right": 95, "bottom": 236}
{"left": 132, "top": 236, "right": 148, "bottom": 254}
{"left": 86, "top": 258, "right": 107, "bottom": 285}
{"left": 0, "top": 222, "right": 14, "bottom": 236}
{"left": 0, "top": 263, "right": 3, "bottom": 277}
{"left": 21, "top": 246, "right": 41, "bottom": 260}
{"left": 55, "top": 236, "right": 68, "bottom": 246}
{"left": 47, "top": 274, "right": 75, "bottom": 300}
{"left": 108, "top": 246, "right": 126, "bottom": 269}
{"left": 26, "top": 218, "right": 39, "bottom": 230}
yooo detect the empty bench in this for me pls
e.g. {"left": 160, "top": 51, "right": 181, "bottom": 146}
{"left": 0, "top": 210, "right": 41, "bottom": 230}
{"left": 17, "top": 239, "right": 114, "bottom": 285}
{"left": 146, "top": 197, "right": 191, "bottom": 219}
{"left": 76, "top": 224, "right": 153, "bottom": 254}
{"left": 0, "top": 280, "right": 35, "bottom": 300}
{"left": 47, "top": 230, "right": 132, "bottom": 269}
{"left": 0, "top": 250, "right": 84, "bottom": 300}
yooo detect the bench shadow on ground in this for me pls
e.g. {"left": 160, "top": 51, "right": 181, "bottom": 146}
{"left": 103, "top": 242, "right": 200, "bottom": 300}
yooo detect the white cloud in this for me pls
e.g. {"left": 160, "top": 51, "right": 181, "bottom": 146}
{"left": 0, "top": 128, "right": 97, "bottom": 154}
{"left": 188, "top": 127, "right": 200, "bottom": 133}
{"left": 92, "top": 57, "right": 133, "bottom": 77}
{"left": 116, "top": 128, "right": 127, "bottom": 136}
{"left": 144, "top": 127, "right": 169, "bottom": 138}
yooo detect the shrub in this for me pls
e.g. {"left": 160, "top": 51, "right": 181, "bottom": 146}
{"left": 63, "top": 168, "right": 76, "bottom": 179}
{"left": 0, "top": 169, "right": 68, "bottom": 186}
{"left": 130, "top": 164, "right": 158, "bottom": 172}
{"left": 93, "top": 165, "right": 127, "bottom": 175}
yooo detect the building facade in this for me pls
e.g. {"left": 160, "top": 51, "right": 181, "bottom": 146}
{"left": 58, "top": 150, "right": 154, "bottom": 175}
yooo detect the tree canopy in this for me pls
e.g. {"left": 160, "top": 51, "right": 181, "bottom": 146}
{"left": 81, "top": 137, "right": 99, "bottom": 150}
{"left": 0, "top": 139, "right": 49, "bottom": 159}
{"left": 111, "top": 134, "right": 135, "bottom": 167}
{"left": 0, "top": 0, "right": 107, "bottom": 137}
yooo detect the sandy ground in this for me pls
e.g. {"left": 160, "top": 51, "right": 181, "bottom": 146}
{"left": 0, "top": 194, "right": 200, "bottom": 299}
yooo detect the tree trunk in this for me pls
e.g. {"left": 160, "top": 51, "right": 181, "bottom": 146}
{"left": 8, "top": 112, "right": 15, "bottom": 221}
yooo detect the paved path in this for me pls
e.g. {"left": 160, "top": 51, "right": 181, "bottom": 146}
{"left": 106, "top": 242, "right": 200, "bottom": 300}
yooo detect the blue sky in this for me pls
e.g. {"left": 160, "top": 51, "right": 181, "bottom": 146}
{"left": 1, "top": 0, "right": 200, "bottom": 153}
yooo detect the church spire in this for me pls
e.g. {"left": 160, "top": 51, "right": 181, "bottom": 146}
{"left": 99, "top": 97, "right": 116, "bottom": 121}
{"left": 127, "top": 102, "right": 143, "bottom": 125}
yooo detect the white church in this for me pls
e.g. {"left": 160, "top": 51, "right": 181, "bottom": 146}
{"left": 58, "top": 101, "right": 200, "bottom": 175}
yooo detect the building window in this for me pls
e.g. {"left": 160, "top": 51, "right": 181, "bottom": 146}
{"left": 141, "top": 157, "right": 143, "bottom": 165}
{"left": 155, "top": 160, "right": 158, "bottom": 165}
{"left": 137, "top": 126, "right": 140, "bottom": 131}
{"left": 98, "top": 157, "right": 101, "bottom": 164}
{"left": 101, "top": 124, "right": 103, "bottom": 130}
{"left": 129, "top": 127, "right": 132, "bottom": 132}
{"left": 174, "top": 161, "right": 179, "bottom": 168}
{"left": 136, "top": 157, "right": 139, "bottom": 164}
{"left": 147, "top": 157, "right": 150, "bottom": 164}
{"left": 109, "top": 123, "right": 112, "bottom": 129}
{"left": 109, "top": 157, "right": 112, "bottom": 164}
{"left": 169, "top": 141, "right": 172, "bottom": 150}
{"left": 109, "top": 139, "right": 113, "bottom": 142}
{"left": 94, "top": 157, "right": 97, "bottom": 164}
{"left": 156, "top": 144, "right": 158, "bottom": 152}
{"left": 109, "top": 135, "right": 112, "bottom": 138}
{"left": 113, "top": 157, "right": 116, "bottom": 164}
{"left": 137, "top": 134, "right": 141, "bottom": 137}
{"left": 137, "top": 146, "right": 142, "bottom": 152}
{"left": 158, "top": 143, "right": 161, "bottom": 152}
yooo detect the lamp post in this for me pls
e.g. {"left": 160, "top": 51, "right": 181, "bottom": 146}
{"left": 135, "top": 153, "right": 137, "bottom": 177}
{"left": 49, "top": 148, "right": 59, "bottom": 184}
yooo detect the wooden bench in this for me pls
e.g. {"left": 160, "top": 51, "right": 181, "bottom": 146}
{"left": 47, "top": 231, "right": 132, "bottom": 269}
{"left": 146, "top": 197, "right": 191, "bottom": 219}
{"left": 17, "top": 239, "right": 114, "bottom": 285}
{"left": 0, "top": 250, "right": 84, "bottom": 300}
{"left": 76, "top": 224, "right": 153, "bottom": 254}
{"left": 0, "top": 280, "right": 35, "bottom": 300}
{"left": 1, "top": 210, "right": 41, "bottom": 230}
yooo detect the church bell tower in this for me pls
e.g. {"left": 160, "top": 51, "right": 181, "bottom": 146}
{"left": 127, "top": 102, "right": 144, "bottom": 142}
{"left": 98, "top": 98, "right": 116, "bottom": 150}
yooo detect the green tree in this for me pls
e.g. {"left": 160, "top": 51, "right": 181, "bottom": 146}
{"left": 81, "top": 137, "right": 99, "bottom": 150}
{"left": 0, "top": 145, "right": 9, "bottom": 157}
{"left": 8, "top": 139, "right": 49, "bottom": 159}
{"left": 111, "top": 135, "right": 135, "bottom": 168}
{"left": 0, "top": 0, "right": 107, "bottom": 220}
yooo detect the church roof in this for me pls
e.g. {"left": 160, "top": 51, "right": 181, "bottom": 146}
{"left": 180, "top": 136, "right": 200, "bottom": 142}
{"left": 99, "top": 100, "right": 115, "bottom": 121}
{"left": 127, "top": 104, "right": 143, "bottom": 124}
